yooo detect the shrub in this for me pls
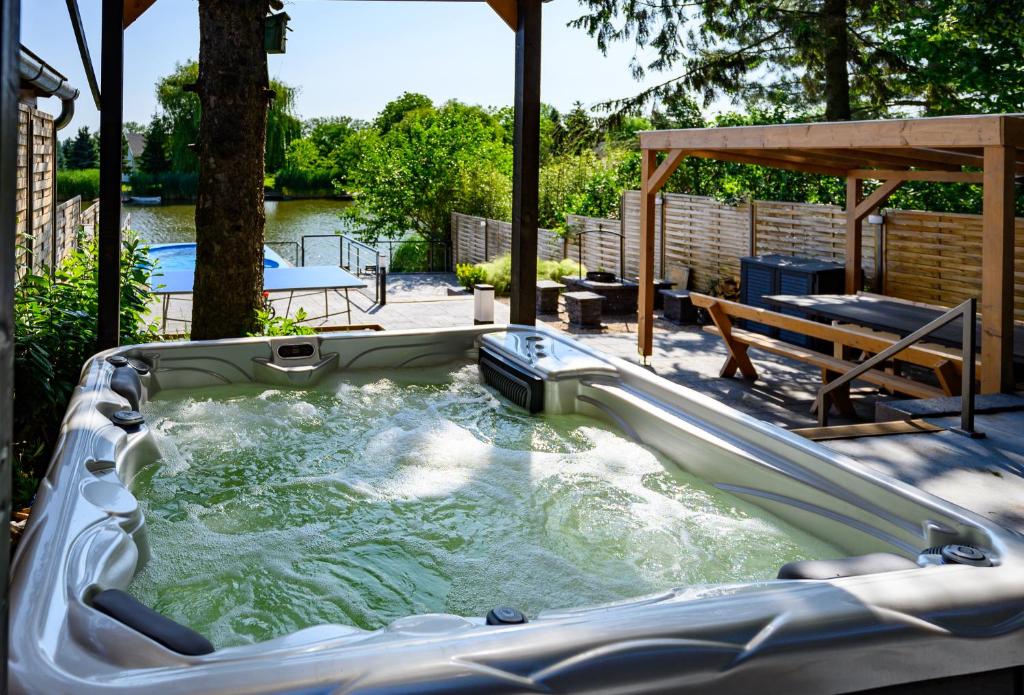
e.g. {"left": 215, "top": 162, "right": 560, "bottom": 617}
{"left": 456, "top": 262, "right": 488, "bottom": 289}
{"left": 56, "top": 168, "right": 100, "bottom": 202}
{"left": 13, "top": 231, "right": 159, "bottom": 507}
{"left": 275, "top": 167, "right": 337, "bottom": 197}
{"left": 537, "top": 258, "right": 585, "bottom": 283}
{"left": 390, "top": 238, "right": 427, "bottom": 273}
{"left": 250, "top": 308, "right": 316, "bottom": 336}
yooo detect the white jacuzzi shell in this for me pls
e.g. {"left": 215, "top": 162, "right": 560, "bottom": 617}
{"left": 9, "top": 324, "right": 1024, "bottom": 694}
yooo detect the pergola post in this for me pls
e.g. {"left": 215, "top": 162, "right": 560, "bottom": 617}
{"left": 0, "top": 0, "right": 20, "bottom": 682}
{"left": 97, "top": 0, "right": 124, "bottom": 350}
{"left": 981, "top": 145, "right": 1016, "bottom": 393}
{"left": 844, "top": 176, "right": 863, "bottom": 293}
{"left": 638, "top": 149, "right": 658, "bottom": 358}
{"left": 508, "top": 0, "right": 541, "bottom": 326}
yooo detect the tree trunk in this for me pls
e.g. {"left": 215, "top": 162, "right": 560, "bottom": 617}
{"left": 821, "top": 0, "right": 852, "bottom": 121}
{"left": 191, "top": 0, "right": 269, "bottom": 339}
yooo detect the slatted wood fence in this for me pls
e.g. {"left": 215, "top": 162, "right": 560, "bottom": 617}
{"left": 453, "top": 192, "right": 1022, "bottom": 320}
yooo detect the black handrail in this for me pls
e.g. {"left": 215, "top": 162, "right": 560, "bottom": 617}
{"left": 299, "top": 233, "right": 382, "bottom": 304}
{"left": 816, "top": 297, "right": 980, "bottom": 436}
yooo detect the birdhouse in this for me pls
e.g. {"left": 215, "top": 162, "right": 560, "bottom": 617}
{"left": 265, "top": 12, "right": 290, "bottom": 54}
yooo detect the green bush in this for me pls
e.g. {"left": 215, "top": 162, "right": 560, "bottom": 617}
{"left": 13, "top": 231, "right": 159, "bottom": 507}
{"left": 390, "top": 238, "right": 428, "bottom": 273}
{"left": 56, "top": 168, "right": 100, "bottom": 202}
{"left": 275, "top": 166, "right": 337, "bottom": 197}
{"left": 537, "top": 258, "right": 585, "bottom": 283}
{"left": 456, "top": 262, "right": 488, "bottom": 289}
{"left": 465, "top": 254, "right": 583, "bottom": 295}
{"left": 250, "top": 308, "right": 316, "bottom": 336}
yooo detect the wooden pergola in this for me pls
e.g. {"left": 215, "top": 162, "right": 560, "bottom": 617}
{"left": 636, "top": 115, "right": 1024, "bottom": 394}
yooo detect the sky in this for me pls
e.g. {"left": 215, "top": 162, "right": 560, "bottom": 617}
{"left": 22, "top": 0, "right": 664, "bottom": 136}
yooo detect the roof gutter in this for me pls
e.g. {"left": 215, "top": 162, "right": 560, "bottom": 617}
{"left": 19, "top": 46, "right": 79, "bottom": 130}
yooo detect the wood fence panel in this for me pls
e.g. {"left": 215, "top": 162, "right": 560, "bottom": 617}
{"left": 15, "top": 105, "right": 57, "bottom": 276}
{"left": 566, "top": 213, "right": 623, "bottom": 276}
{"left": 884, "top": 210, "right": 1024, "bottom": 321}
{"left": 753, "top": 200, "right": 878, "bottom": 287}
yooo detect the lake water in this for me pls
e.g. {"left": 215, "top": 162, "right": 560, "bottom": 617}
{"left": 126, "top": 199, "right": 354, "bottom": 267}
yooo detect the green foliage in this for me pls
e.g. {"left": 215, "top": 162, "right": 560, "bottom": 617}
{"left": 13, "top": 232, "right": 159, "bottom": 506}
{"left": 374, "top": 92, "right": 433, "bottom": 135}
{"left": 539, "top": 149, "right": 636, "bottom": 230}
{"left": 390, "top": 237, "right": 428, "bottom": 272}
{"left": 250, "top": 308, "right": 316, "bottom": 336}
{"left": 65, "top": 126, "right": 98, "bottom": 169}
{"left": 56, "top": 168, "right": 100, "bottom": 202}
{"left": 156, "top": 61, "right": 300, "bottom": 174}
{"left": 537, "top": 258, "right": 585, "bottom": 283}
{"left": 455, "top": 262, "right": 488, "bottom": 289}
{"left": 465, "top": 255, "right": 582, "bottom": 295}
{"left": 128, "top": 171, "right": 199, "bottom": 201}
{"left": 343, "top": 99, "right": 512, "bottom": 245}
{"left": 571, "top": 0, "right": 1024, "bottom": 121}
{"left": 140, "top": 116, "right": 171, "bottom": 175}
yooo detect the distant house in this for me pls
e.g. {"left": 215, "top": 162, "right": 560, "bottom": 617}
{"left": 123, "top": 132, "right": 146, "bottom": 181}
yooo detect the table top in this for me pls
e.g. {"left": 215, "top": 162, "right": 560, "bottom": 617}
{"left": 152, "top": 265, "right": 367, "bottom": 295}
{"left": 765, "top": 293, "right": 1024, "bottom": 359}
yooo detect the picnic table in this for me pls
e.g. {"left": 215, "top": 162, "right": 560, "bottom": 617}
{"left": 765, "top": 293, "right": 1024, "bottom": 362}
{"left": 152, "top": 266, "right": 367, "bottom": 330}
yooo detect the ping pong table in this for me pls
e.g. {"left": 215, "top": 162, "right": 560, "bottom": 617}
{"left": 152, "top": 266, "right": 368, "bottom": 330}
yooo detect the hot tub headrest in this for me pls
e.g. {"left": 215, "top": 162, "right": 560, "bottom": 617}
{"left": 778, "top": 552, "right": 919, "bottom": 580}
{"left": 92, "top": 589, "right": 215, "bottom": 655}
{"left": 110, "top": 366, "right": 142, "bottom": 411}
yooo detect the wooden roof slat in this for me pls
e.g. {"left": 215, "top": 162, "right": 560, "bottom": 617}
{"left": 640, "top": 115, "right": 1024, "bottom": 152}
{"left": 806, "top": 148, "right": 962, "bottom": 172}
{"left": 688, "top": 149, "right": 848, "bottom": 177}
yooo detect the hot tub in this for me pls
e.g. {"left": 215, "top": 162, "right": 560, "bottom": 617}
{"left": 9, "top": 325, "right": 1024, "bottom": 694}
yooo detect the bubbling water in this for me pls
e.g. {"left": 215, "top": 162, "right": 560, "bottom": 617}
{"left": 129, "top": 362, "right": 837, "bottom": 648}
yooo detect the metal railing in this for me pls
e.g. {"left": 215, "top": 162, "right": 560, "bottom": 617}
{"left": 572, "top": 228, "right": 626, "bottom": 280}
{"left": 816, "top": 298, "right": 980, "bottom": 436}
{"left": 266, "top": 240, "right": 299, "bottom": 267}
{"left": 375, "top": 238, "right": 451, "bottom": 273}
{"left": 300, "top": 233, "right": 383, "bottom": 304}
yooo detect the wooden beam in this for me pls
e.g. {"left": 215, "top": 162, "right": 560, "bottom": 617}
{"left": 508, "top": 0, "right": 541, "bottom": 326}
{"left": 637, "top": 148, "right": 657, "bottom": 359}
{"left": 647, "top": 149, "right": 687, "bottom": 193}
{"left": 852, "top": 179, "right": 903, "bottom": 222}
{"left": 705, "top": 302, "right": 758, "bottom": 379}
{"left": 845, "top": 177, "right": 863, "bottom": 293}
{"left": 122, "top": 0, "right": 156, "bottom": 28}
{"left": 687, "top": 149, "right": 847, "bottom": 177}
{"left": 98, "top": 0, "right": 124, "bottom": 350}
{"left": 0, "top": 0, "right": 21, "bottom": 681}
{"left": 806, "top": 148, "right": 962, "bottom": 172}
{"left": 981, "top": 145, "right": 1016, "bottom": 393}
{"left": 791, "top": 419, "right": 945, "bottom": 442}
{"left": 486, "top": 0, "right": 517, "bottom": 31}
{"left": 640, "top": 115, "right": 1014, "bottom": 151}
{"left": 847, "top": 169, "right": 983, "bottom": 184}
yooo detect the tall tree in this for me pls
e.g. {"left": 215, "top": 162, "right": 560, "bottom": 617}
{"left": 570, "top": 0, "right": 906, "bottom": 121}
{"left": 139, "top": 117, "right": 171, "bottom": 175}
{"left": 66, "top": 126, "right": 98, "bottom": 169}
{"left": 191, "top": 0, "right": 271, "bottom": 339}
{"left": 156, "top": 60, "right": 299, "bottom": 173}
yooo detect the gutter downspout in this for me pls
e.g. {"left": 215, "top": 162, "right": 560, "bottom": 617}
{"left": 19, "top": 46, "right": 79, "bottom": 130}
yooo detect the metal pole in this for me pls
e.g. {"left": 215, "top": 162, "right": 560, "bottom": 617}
{"left": 958, "top": 298, "right": 979, "bottom": 436}
{"left": 25, "top": 112, "right": 34, "bottom": 271}
{"left": 97, "top": 0, "right": 124, "bottom": 350}
{"left": 0, "top": 1, "right": 21, "bottom": 682}
{"left": 51, "top": 119, "right": 58, "bottom": 273}
{"left": 378, "top": 268, "right": 387, "bottom": 307}
{"left": 509, "top": 0, "right": 541, "bottom": 325}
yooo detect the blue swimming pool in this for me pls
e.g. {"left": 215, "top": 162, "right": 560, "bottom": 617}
{"left": 147, "top": 243, "right": 289, "bottom": 272}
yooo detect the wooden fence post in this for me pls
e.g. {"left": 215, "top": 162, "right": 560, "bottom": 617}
{"left": 749, "top": 199, "right": 757, "bottom": 255}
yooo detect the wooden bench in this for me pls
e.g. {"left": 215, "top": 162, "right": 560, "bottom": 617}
{"left": 535, "top": 279, "right": 565, "bottom": 315}
{"left": 564, "top": 291, "right": 604, "bottom": 327}
{"left": 689, "top": 293, "right": 958, "bottom": 415}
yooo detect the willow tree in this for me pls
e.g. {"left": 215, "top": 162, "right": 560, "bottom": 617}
{"left": 191, "top": 0, "right": 271, "bottom": 339}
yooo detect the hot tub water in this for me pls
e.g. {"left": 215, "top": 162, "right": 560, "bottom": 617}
{"left": 129, "top": 362, "right": 838, "bottom": 648}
